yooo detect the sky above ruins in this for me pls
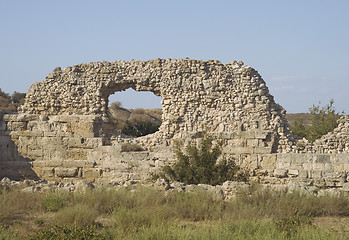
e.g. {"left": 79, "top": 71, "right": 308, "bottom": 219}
{"left": 0, "top": 0, "right": 348, "bottom": 113}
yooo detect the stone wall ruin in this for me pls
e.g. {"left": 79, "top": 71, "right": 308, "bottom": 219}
{"left": 1, "top": 59, "right": 348, "bottom": 190}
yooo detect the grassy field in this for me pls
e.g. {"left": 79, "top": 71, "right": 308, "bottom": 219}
{"left": 0, "top": 185, "right": 348, "bottom": 239}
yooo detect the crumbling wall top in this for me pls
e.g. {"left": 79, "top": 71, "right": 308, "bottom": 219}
{"left": 21, "top": 59, "right": 296, "bottom": 152}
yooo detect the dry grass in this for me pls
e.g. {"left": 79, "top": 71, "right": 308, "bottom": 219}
{"left": 0, "top": 185, "right": 348, "bottom": 239}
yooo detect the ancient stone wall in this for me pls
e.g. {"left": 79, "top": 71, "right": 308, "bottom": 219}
{"left": 20, "top": 59, "right": 296, "bottom": 153}
{"left": 0, "top": 59, "right": 348, "bottom": 188}
{"left": 1, "top": 113, "right": 175, "bottom": 182}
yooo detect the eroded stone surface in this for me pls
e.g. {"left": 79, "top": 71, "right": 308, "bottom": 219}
{"left": 20, "top": 59, "right": 296, "bottom": 152}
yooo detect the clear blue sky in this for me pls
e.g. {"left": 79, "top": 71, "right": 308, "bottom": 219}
{"left": 1, "top": 0, "right": 348, "bottom": 113}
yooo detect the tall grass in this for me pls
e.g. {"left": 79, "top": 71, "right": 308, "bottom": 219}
{"left": 0, "top": 185, "right": 348, "bottom": 239}
{"left": 0, "top": 190, "right": 42, "bottom": 224}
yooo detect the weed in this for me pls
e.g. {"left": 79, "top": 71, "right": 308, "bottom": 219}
{"left": 28, "top": 225, "right": 110, "bottom": 240}
{"left": 275, "top": 214, "right": 313, "bottom": 237}
{"left": 42, "top": 192, "right": 66, "bottom": 212}
{"left": 121, "top": 143, "right": 144, "bottom": 152}
{"left": 54, "top": 203, "right": 98, "bottom": 228}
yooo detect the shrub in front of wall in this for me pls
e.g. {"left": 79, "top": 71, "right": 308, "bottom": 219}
{"left": 161, "top": 133, "right": 249, "bottom": 186}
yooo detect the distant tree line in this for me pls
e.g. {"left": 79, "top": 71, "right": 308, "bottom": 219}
{"left": 0, "top": 88, "right": 26, "bottom": 113}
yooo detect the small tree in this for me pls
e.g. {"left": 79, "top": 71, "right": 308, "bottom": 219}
{"left": 110, "top": 101, "right": 122, "bottom": 112}
{"left": 0, "top": 88, "right": 11, "bottom": 101}
{"left": 162, "top": 134, "right": 248, "bottom": 185}
{"left": 11, "top": 91, "right": 26, "bottom": 105}
{"left": 290, "top": 99, "right": 341, "bottom": 142}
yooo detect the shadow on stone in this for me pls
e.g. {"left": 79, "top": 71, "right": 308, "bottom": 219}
{"left": 0, "top": 119, "right": 39, "bottom": 181}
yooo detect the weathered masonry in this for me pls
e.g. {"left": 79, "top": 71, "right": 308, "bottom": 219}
{"left": 1, "top": 59, "right": 348, "bottom": 189}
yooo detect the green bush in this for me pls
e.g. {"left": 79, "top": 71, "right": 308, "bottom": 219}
{"left": 121, "top": 143, "right": 144, "bottom": 152}
{"left": 290, "top": 99, "right": 341, "bottom": 142}
{"left": 122, "top": 120, "right": 160, "bottom": 137}
{"left": 42, "top": 192, "right": 66, "bottom": 212}
{"left": 11, "top": 92, "right": 26, "bottom": 105}
{"left": 161, "top": 134, "right": 249, "bottom": 185}
{"left": 0, "top": 88, "right": 11, "bottom": 101}
{"left": 54, "top": 203, "right": 98, "bottom": 228}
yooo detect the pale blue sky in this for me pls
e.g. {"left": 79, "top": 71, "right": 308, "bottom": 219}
{"left": 1, "top": 0, "right": 348, "bottom": 113}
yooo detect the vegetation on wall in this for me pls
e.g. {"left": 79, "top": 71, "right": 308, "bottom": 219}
{"left": 160, "top": 134, "right": 249, "bottom": 185}
{"left": 290, "top": 99, "right": 342, "bottom": 142}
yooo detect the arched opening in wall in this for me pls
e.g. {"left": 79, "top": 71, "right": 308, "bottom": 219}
{"left": 107, "top": 88, "right": 163, "bottom": 137}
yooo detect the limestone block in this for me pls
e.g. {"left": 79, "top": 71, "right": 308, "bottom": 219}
{"left": 16, "top": 131, "right": 32, "bottom": 137}
{"left": 260, "top": 154, "right": 276, "bottom": 169}
{"left": 298, "top": 170, "right": 308, "bottom": 178}
{"left": 345, "top": 163, "right": 349, "bottom": 171}
{"left": 85, "top": 138, "right": 103, "bottom": 148}
{"left": 332, "top": 164, "right": 344, "bottom": 171}
{"left": 254, "top": 130, "right": 269, "bottom": 139}
{"left": 273, "top": 169, "right": 288, "bottom": 178}
{"left": 41, "top": 137, "right": 65, "bottom": 147}
{"left": 311, "top": 170, "right": 322, "bottom": 179}
{"left": 45, "top": 160, "right": 63, "bottom": 167}
{"left": 67, "top": 137, "right": 86, "bottom": 148}
{"left": 67, "top": 149, "right": 87, "bottom": 160}
{"left": 28, "top": 131, "right": 44, "bottom": 137}
{"left": 288, "top": 169, "right": 299, "bottom": 177}
{"left": 3, "top": 114, "right": 39, "bottom": 122}
{"left": 238, "top": 131, "right": 255, "bottom": 139}
{"left": 55, "top": 167, "right": 78, "bottom": 177}
{"left": 343, "top": 182, "right": 349, "bottom": 191}
{"left": 26, "top": 150, "right": 43, "bottom": 160}
{"left": 313, "top": 163, "right": 325, "bottom": 170}
{"left": 227, "top": 147, "right": 254, "bottom": 154}
{"left": 120, "top": 152, "right": 150, "bottom": 161}
{"left": 67, "top": 121, "right": 94, "bottom": 134}
{"left": 322, "top": 170, "right": 346, "bottom": 180}
{"left": 62, "top": 160, "right": 95, "bottom": 168}
{"left": 247, "top": 139, "right": 259, "bottom": 148}
{"left": 32, "top": 161, "right": 46, "bottom": 168}
{"left": 276, "top": 160, "right": 291, "bottom": 169}
{"left": 313, "top": 154, "right": 331, "bottom": 164}
{"left": 73, "top": 132, "right": 96, "bottom": 138}
{"left": 40, "top": 168, "right": 54, "bottom": 178}
{"left": 330, "top": 154, "right": 349, "bottom": 172}
{"left": 87, "top": 148, "right": 111, "bottom": 161}
{"left": 82, "top": 168, "right": 102, "bottom": 179}
{"left": 7, "top": 122, "right": 27, "bottom": 131}
{"left": 302, "top": 162, "right": 313, "bottom": 170}
{"left": 253, "top": 147, "right": 272, "bottom": 154}
{"left": 226, "top": 139, "right": 244, "bottom": 147}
